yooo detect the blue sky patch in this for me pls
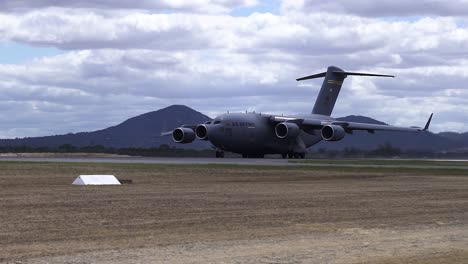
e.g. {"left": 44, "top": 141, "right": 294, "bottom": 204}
{"left": 0, "top": 42, "right": 64, "bottom": 64}
{"left": 231, "top": 0, "right": 281, "bottom": 16}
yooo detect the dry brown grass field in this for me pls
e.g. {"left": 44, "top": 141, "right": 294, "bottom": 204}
{"left": 0, "top": 161, "right": 467, "bottom": 263}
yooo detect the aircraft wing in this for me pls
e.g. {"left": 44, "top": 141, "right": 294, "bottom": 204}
{"left": 272, "top": 113, "right": 433, "bottom": 133}
{"left": 333, "top": 113, "right": 433, "bottom": 133}
{"left": 327, "top": 120, "right": 427, "bottom": 133}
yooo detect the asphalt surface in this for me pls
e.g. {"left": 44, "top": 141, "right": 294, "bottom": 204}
{"left": 1, "top": 156, "right": 468, "bottom": 170}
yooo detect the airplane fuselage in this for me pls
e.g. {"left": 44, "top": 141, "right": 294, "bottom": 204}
{"left": 205, "top": 113, "right": 324, "bottom": 156}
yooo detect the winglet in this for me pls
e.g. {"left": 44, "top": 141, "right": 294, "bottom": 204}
{"left": 423, "top": 113, "right": 433, "bottom": 131}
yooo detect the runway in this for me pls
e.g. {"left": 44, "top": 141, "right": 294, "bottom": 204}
{"left": 1, "top": 156, "right": 468, "bottom": 170}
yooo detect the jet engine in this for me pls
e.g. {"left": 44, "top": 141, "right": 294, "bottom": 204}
{"left": 172, "top": 127, "right": 196, "bottom": 143}
{"left": 321, "top": 125, "right": 346, "bottom": 141}
{"left": 275, "top": 122, "right": 300, "bottom": 139}
{"left": 195, "top": 124, "right": 210, "bottom": 140}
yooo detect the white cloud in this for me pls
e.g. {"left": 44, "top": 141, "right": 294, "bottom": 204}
{"left": 281, "top": 0, "right": 468, "bottom": 17}
{"left": 0, "top": 0, "right": 257, "bottom": 14}
{"left": 0, "top": 3, "right": 467, "bottom": 138}
{"left": 3, "top": 10, "right": 467, "bottom": 63}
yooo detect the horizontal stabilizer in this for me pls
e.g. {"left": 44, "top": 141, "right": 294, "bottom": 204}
{"left": 296, "top": 72, "right": 326, "bottom": 81}
{"left": 335, "top": 71, "right": 394, "bottom": 78}
{"left": 297, "top": 71, "right": 394, "bottom": 81}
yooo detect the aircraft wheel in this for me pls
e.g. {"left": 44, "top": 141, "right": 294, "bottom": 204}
{"left": 215, "top": 151, "right": 224, "bottom": 158}
{"left": 282, "top": 154, "right": 287, "bottom": 159}
{"left": 242, "top": 154, "right": 248, "bottom": 158}
{"left": 299, "top": 153, "right": 305, "bottom": 159}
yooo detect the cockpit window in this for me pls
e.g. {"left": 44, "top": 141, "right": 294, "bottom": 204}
{"left": 214, "top": 121, "right": 221, "bottom": 124}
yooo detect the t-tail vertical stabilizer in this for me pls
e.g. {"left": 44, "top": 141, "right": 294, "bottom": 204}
{"left": 297, "top": 66, "right": 394, "bottom": 116}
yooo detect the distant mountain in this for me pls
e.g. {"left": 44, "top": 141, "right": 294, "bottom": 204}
{"left": 0, "top": 105, "right": 466, "bottom": 152}
{"left": 438, "top": 132, "right": 468, "bottom": 145}
{"left": 0, "top": 105, "right": 211, "bottom": 149}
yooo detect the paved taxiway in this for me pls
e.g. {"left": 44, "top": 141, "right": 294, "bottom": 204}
{"left": 1, "top": 156, "right": 468, "bottom": 170}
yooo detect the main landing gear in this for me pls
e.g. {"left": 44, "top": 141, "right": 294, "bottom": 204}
{"left": 215, "top": 151, "right": 225, "bottom": 158}
{"left": 242, "top": 154, "right": 264, "bottom": 158}
{"left": 282, "top": 153, "right": 305, "bottom": 159}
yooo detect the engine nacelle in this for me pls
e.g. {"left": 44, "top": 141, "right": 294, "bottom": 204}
{"left": 321, "top": 125, "right": 346, "bottom": 141}
{"left": 195, "top": 124, "right": 210, "bottom": 140}
{"left": 172, "top": 127, "right": 196, "bottom": 143}
{"left": 275, "top": 122, "right": 301, "bottom": 139}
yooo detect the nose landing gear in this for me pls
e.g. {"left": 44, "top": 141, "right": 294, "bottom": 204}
{"left": 215, "top": 151, "right": 225, "bottom": 158}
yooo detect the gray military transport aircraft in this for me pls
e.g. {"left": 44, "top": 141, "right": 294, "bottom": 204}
{"left": 166, "top": 66, "right": 432, "bottom": 158}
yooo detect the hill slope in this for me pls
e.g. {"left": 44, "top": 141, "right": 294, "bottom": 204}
{"left": 0, "top": 105, "right": 211, "bottom": 148}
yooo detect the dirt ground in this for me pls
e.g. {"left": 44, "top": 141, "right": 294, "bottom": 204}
{"left": 0, "top": 162, "right": 467, "bottom": 263}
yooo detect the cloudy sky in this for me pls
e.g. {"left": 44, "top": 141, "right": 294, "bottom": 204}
{"left": 0, "top": 0, "right": 467, "bottom": 138}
